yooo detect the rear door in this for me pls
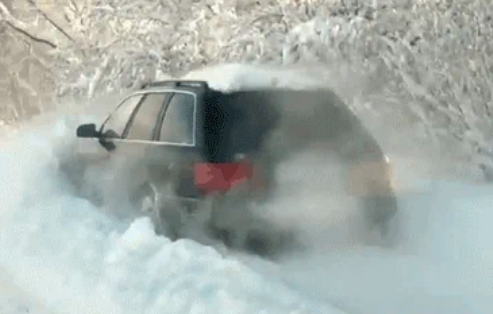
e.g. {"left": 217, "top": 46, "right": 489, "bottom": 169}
{"left": 150, "top": 89, "right": 205, "bottom": 198}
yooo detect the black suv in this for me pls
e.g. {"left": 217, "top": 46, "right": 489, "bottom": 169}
{"left": 72, "top": 80, "right": 397, "bottom": 256}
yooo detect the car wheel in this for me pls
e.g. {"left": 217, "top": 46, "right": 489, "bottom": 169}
{"left": 130, "top": 182, "right": 157, "bottom": 214}
{"left": 244, "top": 229, "right": 272, "bottom": 255}
{"left": 130, "top": 182, "right": 174, "bottom": 237}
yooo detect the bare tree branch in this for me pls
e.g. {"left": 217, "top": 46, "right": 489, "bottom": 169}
{"left": 26, "top": 0, "right": 76, "bottom": 44}
{"left": 0, "top": 2, "right": 57, "bottom": 49}
{"left": 5, "top": 20, "right": 57, "bottom": 48}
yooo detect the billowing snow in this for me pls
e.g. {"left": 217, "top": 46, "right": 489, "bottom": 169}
{"left": 0, "top": 64, "right": 492, "bottom": 314}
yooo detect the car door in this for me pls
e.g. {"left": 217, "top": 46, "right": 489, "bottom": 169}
{"left": 101, "top": 91, "right": 177, "bottom": 192}
{"left": 75, "top": 87, "right": 204, "bottom": 199}
{"left": 72, "top": 92, "right": 148, "bottom": 203}
{"left": 149, "top": 90, "right": 205, "bottom": 198}
{"left": 75, "top": 92, "right": 144, "bottom": 161}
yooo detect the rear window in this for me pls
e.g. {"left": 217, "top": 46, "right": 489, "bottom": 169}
{"left": 159, "top": 92, "right": 195, "bottom": 145}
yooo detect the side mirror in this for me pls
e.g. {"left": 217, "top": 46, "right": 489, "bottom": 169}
{"left": 76, "top": 123, "right": 100, "bottom": 138}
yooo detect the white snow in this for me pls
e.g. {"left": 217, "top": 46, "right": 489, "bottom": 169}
{"left": 0, "top": 64, "right": 493, "bottom": 314}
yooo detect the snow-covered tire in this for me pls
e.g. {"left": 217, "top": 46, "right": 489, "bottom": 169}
{"left": 130, "top": 182, "right": 157, "bottom": 214}
{"left": 130, "top": 182, "right": 171, "bottom": 236}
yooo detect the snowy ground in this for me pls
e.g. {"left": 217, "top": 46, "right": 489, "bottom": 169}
{"left": 1, "top": 65, "right": 493, "bottom": 314}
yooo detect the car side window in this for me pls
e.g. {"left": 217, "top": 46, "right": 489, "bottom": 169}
{"left": 101, "top": 94, "right": 143, "bottom": 138}
{"left": 159, "top": 92, "right": 195, "bottom": 145}
{"left": 126, "top": 93, "right": 168, "bottom": 141}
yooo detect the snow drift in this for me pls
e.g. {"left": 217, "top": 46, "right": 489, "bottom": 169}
{"left": 0, "top": 64, "right": 492, "bottom": 314}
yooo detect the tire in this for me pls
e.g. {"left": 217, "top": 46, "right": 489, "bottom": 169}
{"left": 360, "top": 193, "right": 399, "bottom": 247}
{"left": 130, "top": 182, "right": 157, "bottom": 214}
{"left": 129, "top": 182, "right": 170, "bottom": 236}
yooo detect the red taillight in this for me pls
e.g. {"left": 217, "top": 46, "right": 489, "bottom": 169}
{"left": 194, "top": 162, "right": 254, "bottom": 193}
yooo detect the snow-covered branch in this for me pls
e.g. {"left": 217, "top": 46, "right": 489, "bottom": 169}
{"left": 0, "top": 1, "right": 57, "bottom": 49}
{"left": 25, "top": 0, "right": 76, "bottom": 44}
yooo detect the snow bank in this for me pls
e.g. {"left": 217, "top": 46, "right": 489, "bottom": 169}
{"left": 0, "top": 113, "right": 344, "bottom": 314}
{"left": 0, "top": 64, "right": 492, "bottom": 314}
{"left": 0, "top": 268, "right": 53, "bottom": 314}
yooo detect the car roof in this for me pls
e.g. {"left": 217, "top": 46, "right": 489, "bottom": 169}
{"left": 140, "top": 80, "right": 210, "bottom": 90}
